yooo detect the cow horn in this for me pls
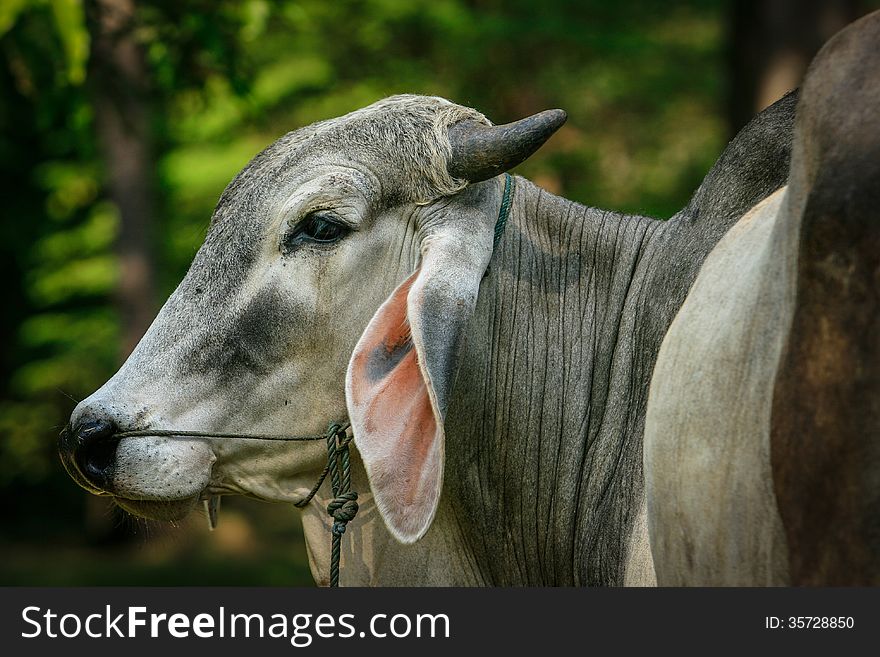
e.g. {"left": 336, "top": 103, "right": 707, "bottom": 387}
{"left": 447, "top": 109, "right": 567, "bottom": 183}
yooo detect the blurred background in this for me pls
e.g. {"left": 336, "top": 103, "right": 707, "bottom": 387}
{"left": 1, "top": 0, "right": 876, "bottom": 586}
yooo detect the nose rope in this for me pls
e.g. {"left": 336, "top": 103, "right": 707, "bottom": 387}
{"left": 114, "top": 429, "right": 330, "bottom": 442}
{"left": 113, "top": 422, "right": 356, "bottom": 588}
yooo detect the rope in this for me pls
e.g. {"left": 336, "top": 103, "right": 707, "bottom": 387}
{"left": 114, "top": 429, "right": 327, "bottom": 442}
{"left": 293, "top": 463, "right": 331, "bottom": 510}
{"left": 493, "top": 173, "right": 516, "bottom": 247}
{"left": 323, "top": 423, "right": 358, "bottom": 587}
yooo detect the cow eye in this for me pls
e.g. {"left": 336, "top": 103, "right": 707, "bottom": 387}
{"left": 301, "top": 213, "right": 347, "bottom": 242}
{"left": 284, "top": 211, "right": 350, "bottom": 251}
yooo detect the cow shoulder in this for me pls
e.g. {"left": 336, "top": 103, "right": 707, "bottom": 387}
{"left": 644, "top": 186, "right": 792, "bottom": 585}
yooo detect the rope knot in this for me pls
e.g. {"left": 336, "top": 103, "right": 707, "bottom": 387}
{"left": 328, "top": 491, "right": 359, "bottom": 535}
{"left": 300, "top": 421, "right": 357, "bottom": 585}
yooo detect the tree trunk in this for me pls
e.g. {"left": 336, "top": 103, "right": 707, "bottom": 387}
{"left": 88, "top": 0, "right": 157, "bottom": 359}
{"left": 727, "top": 0, "right": 865, "bottom": 136}
{"left": 86, "top": 0, "right": 158, "bottom": 543}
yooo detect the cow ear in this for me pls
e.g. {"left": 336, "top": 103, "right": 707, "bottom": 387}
{"left": 345, "top": 222, "right": 493, "bottom": 543}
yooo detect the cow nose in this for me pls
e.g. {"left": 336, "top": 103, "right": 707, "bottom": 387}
{"left": 59, "top": 415, "right": 121, "bottom": 491}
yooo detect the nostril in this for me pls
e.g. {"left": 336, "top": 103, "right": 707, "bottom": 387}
{"left": 73, "top": 417, "right": 120, "bottom": 489}
{"left": 82, "top": 436, "right": 118, "bottom": 482}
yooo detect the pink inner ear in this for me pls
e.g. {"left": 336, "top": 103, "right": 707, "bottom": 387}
{"left": 347, "top": 272, "right": 443, "bottom": 541}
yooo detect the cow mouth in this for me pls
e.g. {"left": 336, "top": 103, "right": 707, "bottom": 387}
{"left": 113, "top": 495, "right": 200, "bottom": 522}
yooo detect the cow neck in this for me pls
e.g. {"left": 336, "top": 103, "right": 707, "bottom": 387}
{"left": 441, "top": 177, "right": 666, "bottom": 585}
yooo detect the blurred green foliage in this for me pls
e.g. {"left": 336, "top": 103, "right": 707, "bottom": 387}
{"left": 1, "top": 0, "right": 731, "bottom": 583}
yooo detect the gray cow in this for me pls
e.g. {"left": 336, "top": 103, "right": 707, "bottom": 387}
{"left": 60, "top": 87, "right": 794, "bottom": 585}
{"left": 645, "top": 10, "right": 880, "bottom": 586}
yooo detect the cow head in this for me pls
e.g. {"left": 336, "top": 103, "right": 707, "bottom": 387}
{"left": 59, "top": 95, "right": 565, "bottom": 543}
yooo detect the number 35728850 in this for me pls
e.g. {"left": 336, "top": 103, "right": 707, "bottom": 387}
{"left": 765, "top": 616, "right": 854, "bottom": 629}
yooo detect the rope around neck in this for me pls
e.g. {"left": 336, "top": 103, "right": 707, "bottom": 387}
{"left": 494, "top": 173, "right": 515, "bottom": 247}
{"left": 111, "top": 174, "right": 516, "bottom": 586}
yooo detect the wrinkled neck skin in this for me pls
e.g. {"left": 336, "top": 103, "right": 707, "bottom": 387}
{"left": 299, "top": 176, "right": 728, "bottom": 586}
